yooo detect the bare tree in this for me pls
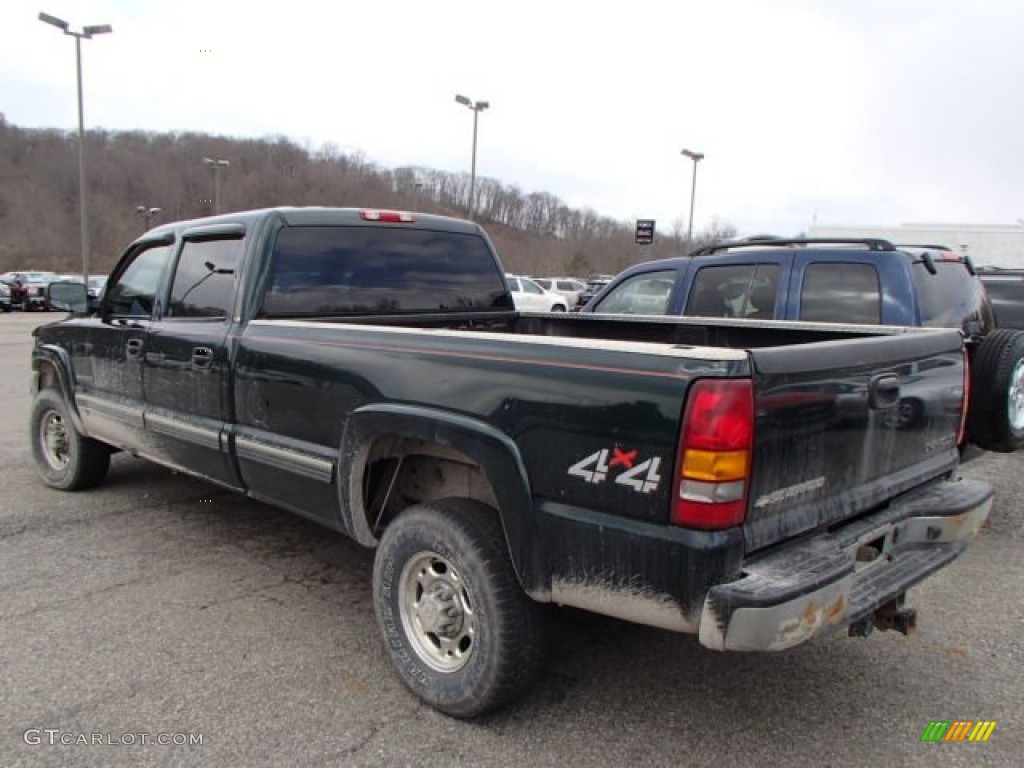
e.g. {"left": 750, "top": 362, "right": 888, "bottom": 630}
{"left": 0, "top": 118, "right": 736, "bottom": 278}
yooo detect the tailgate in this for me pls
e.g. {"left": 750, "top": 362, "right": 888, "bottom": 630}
{"left": 745, "top": 329, "right": 965, "bottom": 552}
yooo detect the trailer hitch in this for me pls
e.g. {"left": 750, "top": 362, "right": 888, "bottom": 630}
{"left": 848, "top": 594, "right": 918, "bottom": 638}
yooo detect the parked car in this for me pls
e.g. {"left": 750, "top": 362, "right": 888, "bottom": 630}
{"left": 33, "top": 208, "right": 992, "bottom": 718}
{"left": 977, "top": 267, "right": 1024, "bottom": 329}
{"left": 575, "top": 274, "right": 615, "bottom": 308}
{"left": 505, "top": 274, "right": 569, "bottom": 311}
{"left": 581, "top": 237, "right": 1024, "bottom": 454}
{"left": 533, "top": 277, "right": 586, "bottom": 307}
{"left": 2, "top": 271, "right": 59, "bottom": 310}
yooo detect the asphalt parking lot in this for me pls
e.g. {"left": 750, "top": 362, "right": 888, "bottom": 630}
{"left": 1, "top": 311, "right": 1021, "bottom": 768}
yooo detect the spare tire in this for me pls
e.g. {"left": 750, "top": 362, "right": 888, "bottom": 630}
{"left": 967, "top": 329, "right": 1024, "bottom": 452}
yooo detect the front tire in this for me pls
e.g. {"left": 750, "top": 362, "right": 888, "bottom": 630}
{"left": 372, "top": 498, "right": 546, "bottom": 718}
{"left": 30, "top": 389, "right": 110, "bottom": 490}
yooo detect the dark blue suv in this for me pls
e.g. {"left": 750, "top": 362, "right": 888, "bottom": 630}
{"left": 581, "top": 237, "right": 1024, "bottom": 454}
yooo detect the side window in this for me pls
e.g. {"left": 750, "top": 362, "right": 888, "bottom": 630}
{"left": 596, "top": 270, "right": 677, "bottom": 314}
{"left": 522, "top": 279, "right": 544, "bottom": 295}
{"left": 801, "top": 263, "right": 881, "bottom": 324}
{"left": 104, "top": 243, "right": 174, "bottom": 317}
{"left": 166, "top": 238, "right": 243, "bottom": 319}
{"left": 686, "top": 264, "right": 780, "bottom": 319}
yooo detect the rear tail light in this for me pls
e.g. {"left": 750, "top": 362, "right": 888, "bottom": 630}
{"left": 360, "top": 209, "right": 415, "bottom": 223}
{"left": 672, "top": 378, "right": 754, "bottom": 530}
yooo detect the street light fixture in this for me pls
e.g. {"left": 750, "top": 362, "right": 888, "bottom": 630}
{"left": 454, "top": 93, "right": 489, "bottom": 220}
{"left": 136, "top": 205, "right": 162, "bottom": 231}
{"left": 38, "top": 11, "right": 112, "bottom": 284}
{"left": 681, "top": 148, "right": 704, "bottom": 244}
{"left": 201, "top": 157, "right": 230, "bottom": 214}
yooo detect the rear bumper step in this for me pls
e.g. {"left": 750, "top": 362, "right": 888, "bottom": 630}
{"left": 698, "top": 476, "right": 993, "bottom": 651}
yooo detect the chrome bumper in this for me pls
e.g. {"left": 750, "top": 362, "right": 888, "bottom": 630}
{"left": 698, "top": 477, "right": 993, "bottom": 652}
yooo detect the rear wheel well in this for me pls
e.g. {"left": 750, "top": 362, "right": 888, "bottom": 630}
{"left": 358, "top": 436, "right": 499, "bottom": 543}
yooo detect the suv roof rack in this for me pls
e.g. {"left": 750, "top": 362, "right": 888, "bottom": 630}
{"left": 690, "top": 237, "right": 896, "bottom": 257}
{"left": 893, "top": 243, "right": 954, "bottom": 252}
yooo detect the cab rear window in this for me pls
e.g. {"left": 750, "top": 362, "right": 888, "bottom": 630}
{"left": 259, "top": 226, "right": 512, "bottom": 316}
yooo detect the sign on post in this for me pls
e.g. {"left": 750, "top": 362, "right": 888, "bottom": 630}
{"left": 635, "top": 219, "right": 655, "bottom": 245}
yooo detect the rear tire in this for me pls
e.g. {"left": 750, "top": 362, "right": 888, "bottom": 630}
{"left": 30, "top": 389, "right": 110, "bottom": 490}
{"left": 372, "top": 498, "right": 546, "bottom": 718}
{"left": 967, "top": 329, "right": 1024, "bottom": 452}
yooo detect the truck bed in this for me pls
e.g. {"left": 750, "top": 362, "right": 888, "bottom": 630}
{"left": 240, "top": 310, "right": 966, "bottom": 554}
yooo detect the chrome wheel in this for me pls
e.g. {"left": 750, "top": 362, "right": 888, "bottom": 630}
{"left": 39, "top": 409, "right": 71, "bottom": 471}
{"left": 1008, "top": 358, "right": 1024, "bottom": 431}
{"left": 398, "top": 551, "right": 476, "bottom": 673}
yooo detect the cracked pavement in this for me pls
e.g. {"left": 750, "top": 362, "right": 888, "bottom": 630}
{"left": 1, "top": 313, "right": 1021, "bottom": 767}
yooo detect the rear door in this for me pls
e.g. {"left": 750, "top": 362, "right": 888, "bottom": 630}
{"left": 744, "top": 329, "right": 965, "bottom": 551}
{"left": 141, "top": 226, "right": 245, "bottom": 488}
{"left": 682, "top": 258, "right": 786, "bottom": 320}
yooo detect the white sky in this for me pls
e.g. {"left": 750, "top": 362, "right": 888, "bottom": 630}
{"left": 3, "top": 0, "right": 1023, "bottom": 237}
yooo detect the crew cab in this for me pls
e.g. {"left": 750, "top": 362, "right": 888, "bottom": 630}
{"left": 33, "top": 212, "right": 992, "bottom": 718}
{"left": 582, "top": 238, "right": 1024, "bottom": 454}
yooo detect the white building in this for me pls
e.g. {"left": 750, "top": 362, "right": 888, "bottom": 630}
{"left": 806, "top": 222, "right": 1024, "bottom": 268}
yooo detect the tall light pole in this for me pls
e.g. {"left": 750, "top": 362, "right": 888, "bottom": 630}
{"left": 681, "top": 148, "right": 704, "bottom": 244}
{"left": 136, "top": 205, "right": 162, "bottom": 231}
{"left": 411, "top": 179, "right": 424, "bottom": 213}
{"left": 202, "top": 157, "right": 230, "bottom": 214}
{"left": 454, "top": 94, "right": 489, "bottom": 220}
{"left": 38, "top": 12, "right": 112, "bottom": 284}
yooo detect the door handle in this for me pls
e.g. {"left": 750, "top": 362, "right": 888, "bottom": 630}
{"left": 191, "top": 347, "right": 214, "bottom": 370}
{"left": 126, "top": 338, "right": 143, "bottom": 360}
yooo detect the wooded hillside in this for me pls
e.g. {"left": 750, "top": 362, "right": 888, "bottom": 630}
{"left": 0, "top": 115, "right": 735, "bottom": 276}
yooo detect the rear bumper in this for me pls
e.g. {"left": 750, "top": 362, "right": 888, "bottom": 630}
{"left": 698, "top": 476, "right": 992, "bottom": 651}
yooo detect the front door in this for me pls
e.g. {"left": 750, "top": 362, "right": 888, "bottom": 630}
{"left": 76, "top": 240, "right": 175, "bottom": 449}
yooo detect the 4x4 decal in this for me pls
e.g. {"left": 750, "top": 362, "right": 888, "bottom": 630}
{"left": 567, "top": 448, "right": 662, "bottom": 493}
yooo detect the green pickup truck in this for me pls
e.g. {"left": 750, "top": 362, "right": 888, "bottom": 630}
{"left": 32, "top": 209, "right": 992, "bottom": 717}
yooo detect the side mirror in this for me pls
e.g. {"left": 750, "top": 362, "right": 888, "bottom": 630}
{"left": 47, "top": 282, "right": 89, "bottom": 314}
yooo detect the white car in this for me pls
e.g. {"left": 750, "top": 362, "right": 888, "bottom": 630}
{"left": 505, "top": 275, "right": 569, "bottom": 312}
{"left": 533, "top": 277, "right": 586, "bottom": 307}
